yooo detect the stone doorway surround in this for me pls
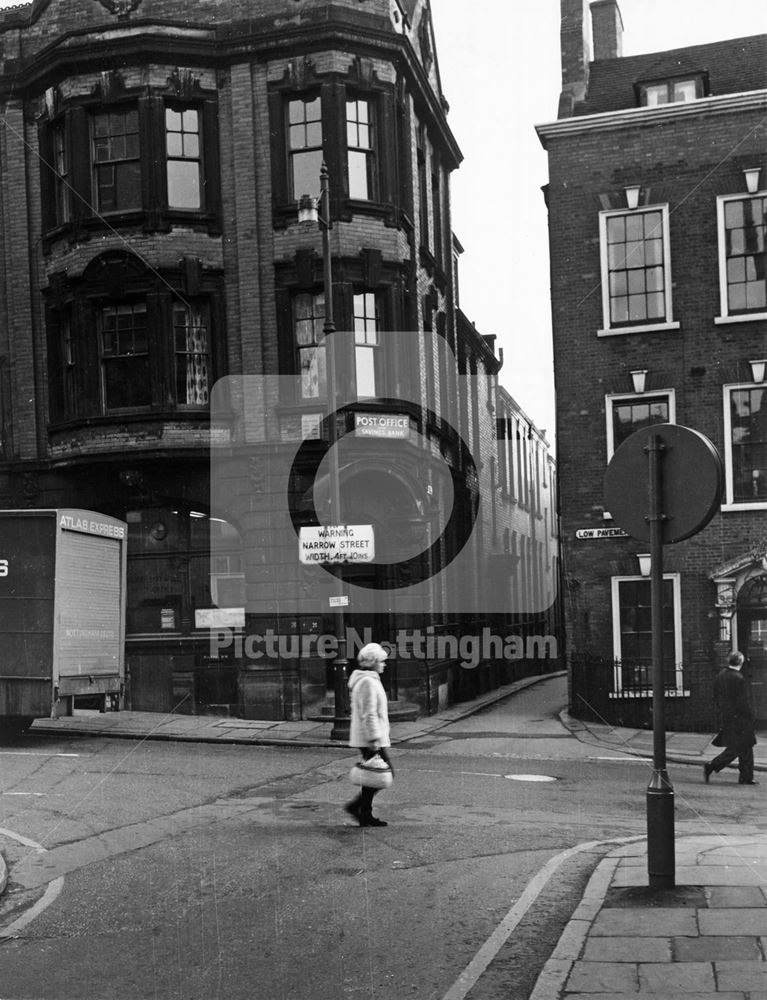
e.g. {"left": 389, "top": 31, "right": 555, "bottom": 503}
{"left": 710, "top": 546, "right": 767, "bottom": 646}
{"left": 711, "top": 545, "right": 767, "bottom": 719}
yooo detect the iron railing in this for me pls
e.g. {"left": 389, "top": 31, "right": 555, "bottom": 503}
{"left": 570, "top": 655, "right": 690, "bottom": 730}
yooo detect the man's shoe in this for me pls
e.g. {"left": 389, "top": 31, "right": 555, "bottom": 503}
{"left": 739, "top": 779, "right": 758, "bottom": 785}
{"left": 360, "top": 816, "right": 388, "bottom": 827}
{"left": 703, "top": 764, "right": 712, "bottom": 783}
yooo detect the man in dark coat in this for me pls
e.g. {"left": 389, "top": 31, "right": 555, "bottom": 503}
{"left": 704, "top": 650, "right": 757, "bottom": 785}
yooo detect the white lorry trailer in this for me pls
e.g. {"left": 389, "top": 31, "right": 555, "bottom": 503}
{"left": 0, "top": 509, "right": 127, "bottom": 729}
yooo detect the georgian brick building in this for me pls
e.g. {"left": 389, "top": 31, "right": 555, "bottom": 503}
{"left": 0, "top": 0, "right": 559, "bottom": 719}
{"left": 538, "top": 0, "right": 767, "bottom": 730}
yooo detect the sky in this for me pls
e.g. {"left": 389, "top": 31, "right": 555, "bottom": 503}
{"left": 0, "top": 0, "right": 766, "bottom": 446}
{"left": 433, "top": 0, "right": 767, "bottom": 447}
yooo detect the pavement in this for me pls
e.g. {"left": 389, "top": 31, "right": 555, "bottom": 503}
{"left": 6, "top": 670, "right": 767, "bottom": 998}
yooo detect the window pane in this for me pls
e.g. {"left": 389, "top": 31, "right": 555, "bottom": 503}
{"left": 300, "top": 347, "right": 326, "bottom": 399}
{"left": 606, "top": 216, "right": 626, "bottom": 243}
{"left": 167, "top": 161, "right": 201, "bottom": 209}
{"left": 673, "top": 80, "right": 697, "bottom": 101}
{"left": 646, "top": 266, "right": 664, "bottom": 291}
{"left": 725, "top": 201, "right": 744, "bottom": 228}
{"left": 292, "top": 149, "right": 323, "bottom": 200}
{"left": 608, "top": 244, "right": 627, "bottom": 270}
{"left": 167, "top": 132, "right": 184, "bottom": 158}
{"left": 115, "top": 162, "right": 141, "bottom": 209}
{"left": 355, "top": 346, "right": 376, "bottom": 398}
{"left": 644, "top": 84, "right": 667, "bottom": 106}
{"left": 183, "top": 133, "right": 200, "bottom": 158}
{"left": 609, "top": 272, "right": 627, "bottom": 296}
{"left": 747, "top": 281, "right": 767, "bottom": 310}
{"left": 625, "top": 214, "right": 644, "bottom": 241}
{"left": 348, "top": 150, "right": 369, "bottom": 200}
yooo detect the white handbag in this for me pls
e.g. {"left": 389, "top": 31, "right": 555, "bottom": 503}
{"left": 349, "top": 754, "right": 393, "bottom": 789}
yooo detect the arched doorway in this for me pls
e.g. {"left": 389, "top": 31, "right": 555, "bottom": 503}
{"left": 737, "top": 573, "right": 767, "bottom": 722}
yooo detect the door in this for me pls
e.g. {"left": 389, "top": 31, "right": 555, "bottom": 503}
{"left": 737, "top": 575, "right": 767, "bottom": 722}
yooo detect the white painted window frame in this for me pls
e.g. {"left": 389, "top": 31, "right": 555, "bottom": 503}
{"left": 604, "top": 388, "right": 677, "bottom": 461}
{"left": 610, "top": 572, "right": 685, "bottom": 696}
{"left": 597, "top": 204, "right": 680, "bottom": 337}
{"left": 722, "top": 380, "right": 767, "bottom": 511}
{"left": 714, "top": 190, "right": 767, "bottom": 325}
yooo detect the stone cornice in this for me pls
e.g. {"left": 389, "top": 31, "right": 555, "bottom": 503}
{"left": 536, "top": 89, "right": 767, "bottom": 148}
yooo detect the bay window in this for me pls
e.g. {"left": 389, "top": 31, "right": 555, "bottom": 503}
{"left": 270, "top": 80, "right": 394, "bottom": 221}
{"left": 46, "top": 252, "right": 223, "bottom": 425}
{"left": 39, "top": 94, "right": 220, "bottom": 239}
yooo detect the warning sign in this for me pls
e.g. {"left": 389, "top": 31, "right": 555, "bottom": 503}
{"left": 299, "top": 525, "right": 375, "bottom": 564}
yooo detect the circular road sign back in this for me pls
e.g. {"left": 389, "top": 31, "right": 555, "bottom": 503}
{"left": 604, "top": 423, "right": 723, "bottom": 545}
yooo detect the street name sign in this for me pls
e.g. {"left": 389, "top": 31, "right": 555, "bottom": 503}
{"left": 575, "top": 527, "right": 628, "bottom": 539}
{"left": 299, "top": 524, "right": 375, "bottom": 564}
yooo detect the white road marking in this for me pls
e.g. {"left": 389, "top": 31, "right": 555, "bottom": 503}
{"left": 505, "top": 774, "right": 557, "bottom": 782}
{"left": 440, "top": 835, "right": 646, "bottom": 1000}
{"left": 588, "top": 755, "right": 651, "bottom": 763}
{"left": 0, "top": 826, "right": 65, "bottom": 940}
{"left": 2, "top": 792, "right": 47, "bottom": 797}
{"left": 0, "top": 877, "right": 64, "bottom": 939}
{"left": 0, "top": 751, "right": 80, "bottom": 758}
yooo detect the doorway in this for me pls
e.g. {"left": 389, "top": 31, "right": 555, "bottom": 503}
{"left": 737, "top": 574, "right": 767, "bottom": 723}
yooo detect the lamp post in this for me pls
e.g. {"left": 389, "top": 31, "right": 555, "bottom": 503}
{"left": 299, "top": 163, "right": 350, "bottom": 741}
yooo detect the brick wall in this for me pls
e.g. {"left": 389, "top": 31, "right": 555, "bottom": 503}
{"left": 546, "top": 98, "right": 767, "bottom": 730}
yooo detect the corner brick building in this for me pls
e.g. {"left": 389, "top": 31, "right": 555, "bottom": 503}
{"left": 0, "top": 0, "right": 559, "bottom": 719}
{"left": 538, "top": 0, "right": 767, "bottom": 731}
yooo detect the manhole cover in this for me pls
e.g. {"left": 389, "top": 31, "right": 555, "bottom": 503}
{"left": 505, "top": 774, "right": 557, "bottom": 783}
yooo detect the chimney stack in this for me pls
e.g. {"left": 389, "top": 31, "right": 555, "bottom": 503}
{"left": 591, "top": 0, "right": 623, "bottom": 60}
{"left": 558, "top": 0, "right": 591, "bottom": 118}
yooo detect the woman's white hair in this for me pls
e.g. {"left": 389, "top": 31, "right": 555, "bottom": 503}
{"left": 357, "top": 642, "right": 389, "bottom": 668}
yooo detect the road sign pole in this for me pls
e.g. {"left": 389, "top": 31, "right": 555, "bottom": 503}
{"left": 645, "top": 432, "right": 675, "bottom": 889}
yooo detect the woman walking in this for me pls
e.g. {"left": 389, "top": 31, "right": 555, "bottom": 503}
{"left": 345, "top": 642, "right": 393, "bottom": 827}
